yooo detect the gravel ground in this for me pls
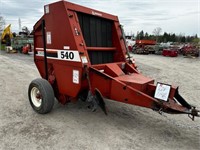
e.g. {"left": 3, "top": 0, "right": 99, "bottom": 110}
{"left": 0, "top": 51, "right": 199, "bottom": 150}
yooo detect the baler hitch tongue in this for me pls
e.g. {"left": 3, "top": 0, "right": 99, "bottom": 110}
{"left": 173, "top": 88, "right": 200, "bottom": 120}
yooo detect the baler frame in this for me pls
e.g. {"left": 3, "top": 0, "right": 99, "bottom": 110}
{"left": 29, "top": 0, "right": 199, "bottom": 120}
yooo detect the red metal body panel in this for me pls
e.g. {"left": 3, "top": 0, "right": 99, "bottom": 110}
{"left": 104, "top": 64, "right": 125, "bottom": 77}
{"left": 115, "top": 74, "right": 154, "bottom": 92}
{"left": 63, "top": 1, "right": 118, "bottom": 21}
{"left": 90, "top": 64, "right": 166, "bottom": 109}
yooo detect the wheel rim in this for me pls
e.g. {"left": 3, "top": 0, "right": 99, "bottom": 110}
{"left": 31, "top": 87, "right": 42, "bottom": 107}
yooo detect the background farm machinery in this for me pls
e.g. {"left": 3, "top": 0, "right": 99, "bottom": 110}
{"left": 132, "top": 40, "right": 156, "bottom": 54}
{"left": 0, "top": 24, "right": 33, "bottom": 54}
{"left": 181, "top": 45, "right": 199, "bottom": 57}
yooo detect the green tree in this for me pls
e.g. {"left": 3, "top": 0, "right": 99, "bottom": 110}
{"left": 163, "top": 32, "right": 168, "bottom": 42}
{"left": 139, "top": 30, "right": 144, "bottom": 39}
{"left": 144, "top": 32, "right": 149, "bottom": 39}
{"left": 181, "top": 36, "right": 186, "bottom": 43}
{"left": 192, "top": 38, "right": 200, "bottom": 44}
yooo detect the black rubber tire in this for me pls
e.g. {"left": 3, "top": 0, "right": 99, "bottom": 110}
{"left": 28, "top": 78, "right": 55, "bottom": 114}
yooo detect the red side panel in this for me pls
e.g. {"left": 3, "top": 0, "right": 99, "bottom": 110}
{"left": 115, "top": 74, "right": 154, "bottom": 92}
{"left": 53, "top": 64, "right": 82, "bottom": 97}
{"left": 110, "top": 79, "right": 158, "bottom": 108}
{"left": 104, "top": 64, "right": 125, "bottom": 77}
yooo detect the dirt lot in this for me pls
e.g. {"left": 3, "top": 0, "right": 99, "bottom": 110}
{"left": 0, "top": 51, "right": 199, "bottom": 150}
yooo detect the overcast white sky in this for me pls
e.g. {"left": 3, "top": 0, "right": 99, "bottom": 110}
{"left": 0, "top": 0, "right": 199, "bottom": 36}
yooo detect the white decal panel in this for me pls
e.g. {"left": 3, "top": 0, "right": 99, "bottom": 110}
{"left": 57, "top": 50, "right": 81, "bottom": 62}
{"left": 46, "top": 32, "right": 51, "bottom": 44}
{"left": 73, "top": 70, "right": 79, "bottom": 84}
{"left": 63, "top": 46, "right": 70, "bottom": 50}
{"left": 45, "top": 5, "right": 49, "bottom": 14}
{"left": 81, "top": 56, "right": 88, "bottom": 64}
{"left": 92, "top": 11, "right": 102, "bottom": 16}
{"left": 154, "top": 83, "right": 171, "bottom": 101}
{"left": 37, "top": 51, "right": 44, "bottom": 56}
{"left": 35, "top": 48, "right": 81, "bottom": 62}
